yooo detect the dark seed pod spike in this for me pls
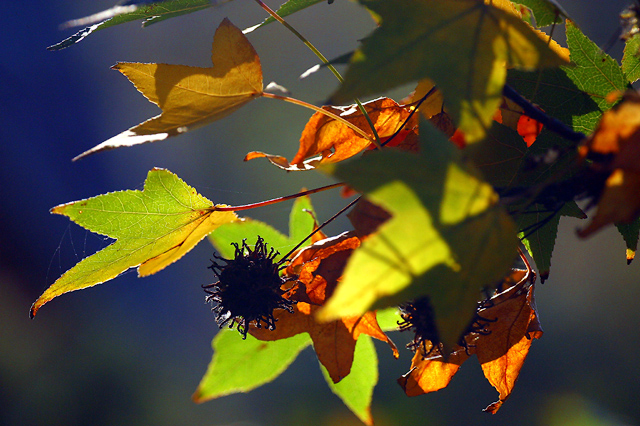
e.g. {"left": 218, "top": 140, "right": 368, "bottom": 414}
{"left": 203, "top": 236, "right": 296, "bottom": 339}
{"left": 398, "top": 297, "right": 443, "bottom": 358}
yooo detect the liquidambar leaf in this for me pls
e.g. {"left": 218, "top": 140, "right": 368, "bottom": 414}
{"left": 74, "top": 18, "right": 263, "bottom": 160}
{"left": 398, "top": 268, "right": 542, "bottom": 414}
{"left": 30, "top": 168, "right": 237, "bottom": 317}
{"left": 49, "top": 0, "right": 216, "bottom": 51}
{"left": 243, "top": 0, "right": 325, "bottom": 33}
{"left": 250, "top": 233, "right": 397, "bottom": 383}
{"left": 320, "top": 335, "right": 378, "bottom": 426}
{"left": 509, "top": 0, "right": 568, "bottom": 27}
{"left": 208, "top": 193, "right": 317, "bottom": 261}
{"left": 319, "top": 121, "right": 518, "bottom": 349}
{"left": 193, "top": 329, "right": 311, "bottom": 402}
{"left": 245, "top": 97, "right": 413, "bottom": 171}
{"left": 332, "top": 0, "right": 567, "bottom": 143}
{"left": 623, "top": 35, "right": 640, "bottom": 84}
{"left": 578, "top": 92, "right": 640, "bottom": 237}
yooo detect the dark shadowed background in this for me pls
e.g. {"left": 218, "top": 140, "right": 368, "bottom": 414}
{"left": 1, "top": 1, "right": 639, "bottom": 425}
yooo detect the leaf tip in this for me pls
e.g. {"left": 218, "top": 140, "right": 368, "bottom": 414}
{"left": 627, "top": 248, "right": 635, "bottom": 264}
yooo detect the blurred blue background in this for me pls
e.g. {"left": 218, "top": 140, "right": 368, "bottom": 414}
{"left": 1, "top": 1, "right": 639, "bottom": 425}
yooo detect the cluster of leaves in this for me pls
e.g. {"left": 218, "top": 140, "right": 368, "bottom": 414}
{"left": 36, "top": 0, "right": 640, "bottom": 424}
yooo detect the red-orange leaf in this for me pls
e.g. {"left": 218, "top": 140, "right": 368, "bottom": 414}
{"left": 250, "top": 232, "right": 397, "bottom": 383}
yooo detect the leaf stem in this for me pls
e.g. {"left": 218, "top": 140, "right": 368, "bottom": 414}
{"left": 214, "top": 182, "right": 344, "bottom": 212}
{"left": 279, "top": 195, "right": 362, "bottom": 264}
{"left": 252, "top": 0, "right": 382, "bottom": 149}
{"left": 261, "top": 92, "right": 375, "bottom": 142}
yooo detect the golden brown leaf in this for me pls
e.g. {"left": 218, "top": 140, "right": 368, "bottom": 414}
{"left": 250, "top": 232, "right": 397, "bottom": 383}
{"left": 74, "top": 19, "right": 262, "bottom": 160}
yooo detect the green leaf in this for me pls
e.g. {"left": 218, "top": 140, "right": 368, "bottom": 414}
{"left": 208, "top": 219, "right": 292, "bottom": 260}
{"left": 509, "top": 0, "right": 567, "bottom": 27}
{"left": 616, "top": 217, "right": 640, "bottom": 264}
{"left": 193, "top": 329, "right": 311, "bottom": 401}
{"left": 208, "top": 195, "right": 316, "bottom": 260}
{"left": 517, "top": 201, "right": 584, "bottom": 281}
{"left": 622, "top": 34, "right": 640, "bottom": 83}
{"left": 30, "top": 168, "right": 237, "bottom": 317}
{"left": 508, "top": 20, "right": 628, "bottom": 135}
{"left": 332, "top": 0, "right": 567, "bottom": 143}
{"left": 319, "top": 121, "right": 518, "bottom": 349}
{"left": 243, "top": 0, "right": 325, "bottom": 33}
{"left": 320, "top": 335, "right": 377, "bottom": 426}
{"left": 48, "top": 0, "right": 214, "bottom": 50}
{"left": 465, "top": 122, "right": 586, "bottom": 281}
{"left": 375, "top": 307, "right": 402, "bottom": 332}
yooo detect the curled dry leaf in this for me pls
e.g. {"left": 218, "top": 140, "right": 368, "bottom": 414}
{"left": 245, "top": 97, "right": 415, "bottom": 171}
{"left": 249, "top": 232, "right": 398, "bottom": 383}
{"left": 578, "top": 91, "right": 640, "bottom": 237}
{"left": 398, "top": 268, "right": 541, "bottom": 413}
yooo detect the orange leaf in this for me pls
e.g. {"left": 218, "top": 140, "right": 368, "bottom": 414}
{"left": 398, "top": 347, "right": 469, "bottom": 396}
{"left": 578, "top": 91, "right": 640, "bottom": 237}
{"left": 476, "top": 273, "right": 541, "bottom": 413}
{"left": 246, "top": 97, "right": 414, "bottom": 170}
{"left": 397, "top": 268, "right": 541, "bottom": 413}
{"left": 250, "top": 232, "right": 397, "bottom": 383}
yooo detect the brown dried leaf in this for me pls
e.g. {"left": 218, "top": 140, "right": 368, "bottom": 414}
{"left": 250, "top": 233, "right": 397, "bottom": 383}
{"left": 397, "top": 268, "right": 541, "bottom": 414}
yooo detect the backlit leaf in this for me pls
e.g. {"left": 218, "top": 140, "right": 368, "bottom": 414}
{"left": 208, "top": 194, "right": 316, "bottom": 260}
{"left": 509, "top": 0, "right": 567, "bottom": 27}
{"left": 319, "top": 121, "right": 517, "bottom": 349}
{"left": 48, "top": 0, "right": 216, "bottom": 50}
{"left": 193, "top": 329, "right": 311, "bottom": 401}
{"left": 74, "top": 19, "right": 263, "bottom": 160}
{"left": 398, "top": 268, "right": 541, "bottom": 414}
{"left": 578, "top": 92, "right": 640, "bottom": 237}
{"left": 320, "top": 335, "right": 378, "bottom": 426}
{"left": 622, "top": 35, "right": 640, "bottom": 83}
{"left": 332, "top": 0, "right": 567, "bottom": 143}
{"left": 250, "top": 233, "right": 397, "bottom": 383}
{"left": 245, "top": 97, "right": 413, "bottom": 170}
{"left": 508, "top": 20, "right": 628, "bottom": 135}
{"left": 243, "top": 0, "right": 325, "bottom": 34}
{"left": 30, "top": 168, "right": 237, "bottom": 317}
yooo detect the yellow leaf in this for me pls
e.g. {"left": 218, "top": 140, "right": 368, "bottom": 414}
{"left": 74, "top": 18, "right": 263, "bottom": 160}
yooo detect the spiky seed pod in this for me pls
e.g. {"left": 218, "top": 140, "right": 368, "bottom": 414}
{"left": 398, "top": 295, "right": 497, "bottom": 358}
{"left": 203, "top": 236, "right": 295, "bottom": 339}
{"left": 398, "top": 297, "right": 441, "bottom": 357}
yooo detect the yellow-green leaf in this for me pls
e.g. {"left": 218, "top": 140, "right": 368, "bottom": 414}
{"left": 332, "top": 0, "right": 568, "bottom": 143}
{"left": 74, "top": 18, "right": 263, "bottom": 160}
{"left": 30, "top": 168, "right": 237, "bottom": 317}
{"left": 193, "top": 329, "right": 311, "bottom": 402}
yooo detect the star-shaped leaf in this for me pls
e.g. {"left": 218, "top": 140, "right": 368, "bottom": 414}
{"left": 332, "top": 0, "right": 567, "bottom": 143}
{"left": 74, "top": 18, "right": 263, "bottom": 160}
{"left": 30, "top": 168, "right": 237, "bottom": 317}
